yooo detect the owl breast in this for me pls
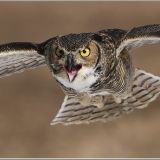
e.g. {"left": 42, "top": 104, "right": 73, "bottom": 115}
{"left": 54, "top": 67, "right": 98, "bottom": 92}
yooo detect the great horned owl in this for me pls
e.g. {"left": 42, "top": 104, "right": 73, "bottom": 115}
{"left": 0, "top": 24, "right": 160, "bottom": 125}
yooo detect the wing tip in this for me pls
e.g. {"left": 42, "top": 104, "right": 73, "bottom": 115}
{"left": 50, "top": 117, "right": 92, "bottom": 125}
{"left": 50, "top": 115, "right": 116, "bottom": 126}
{"left": 50, "top": 120, "right": 83, "bottom": 126}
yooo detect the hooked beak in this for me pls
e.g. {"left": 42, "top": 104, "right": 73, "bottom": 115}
{"left": 64, "top": 54, "right": 82, "bottom": 82}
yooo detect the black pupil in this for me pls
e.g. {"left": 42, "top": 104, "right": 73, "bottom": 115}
{"left": 59, "top": 50, "right": 64, "bottom": 55}
{"left": 83, "top": 50, "right": 86, "bottom": 53}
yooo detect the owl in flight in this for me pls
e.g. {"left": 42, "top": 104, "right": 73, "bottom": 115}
{"left": 0, "top": 24, "right": 160, "bottom": 125}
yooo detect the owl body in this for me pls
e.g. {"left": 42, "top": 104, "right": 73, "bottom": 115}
{"left": 0, "top": 24, "right": 160, "bottom": 125}
{"left": 47, "top": 31, "right": 134, "bottom": 102}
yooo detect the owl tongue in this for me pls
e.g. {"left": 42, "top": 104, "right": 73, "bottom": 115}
{"left": 67, "top": 70, "right": 77, "bottom": 82}
{"left": 65, "top": 64, "right": 82, "bottom": 82}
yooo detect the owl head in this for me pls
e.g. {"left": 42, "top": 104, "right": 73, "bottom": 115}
{"left": 43, "top": 32, "right": 116, "bottom": 92}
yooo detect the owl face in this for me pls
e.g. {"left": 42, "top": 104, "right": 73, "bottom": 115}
{"left": 47, "top": 33, "right": 104, "bottom": 92}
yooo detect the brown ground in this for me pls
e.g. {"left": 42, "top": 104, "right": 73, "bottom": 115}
{"left": 0, "top": 2, "right": 160, "bottom": 158}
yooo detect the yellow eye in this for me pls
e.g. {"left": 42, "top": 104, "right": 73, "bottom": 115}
{"left": 79, "top": 48, "right": 90, "bottom": 57}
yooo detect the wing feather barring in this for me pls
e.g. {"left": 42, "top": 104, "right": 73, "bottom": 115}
{"left": 0, "top": 24, "right": 160, "bottom": 125}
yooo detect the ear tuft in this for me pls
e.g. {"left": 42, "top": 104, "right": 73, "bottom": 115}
{"left": 92, "top": 34, "right": 103, "bottom": 43}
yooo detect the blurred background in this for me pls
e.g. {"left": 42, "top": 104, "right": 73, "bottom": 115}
{"left": 0, "top": 1, "right": 160, "bottom": 158}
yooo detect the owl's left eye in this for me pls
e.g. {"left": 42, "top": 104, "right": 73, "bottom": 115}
{"left": 55, "top": 48, "right": 64, "bottom": 58}
{"left": 79, "top": 48, "right": 90, "bottom": 58}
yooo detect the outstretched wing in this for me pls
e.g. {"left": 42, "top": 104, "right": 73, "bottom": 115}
{"left": 51, "top": 69, "right": 160, "bottom": 125}
{"left": 0, "top": 42, "right": 46, "bottom": 78}
{"left": 116, "top": 24, "right": 160, "bottom": 56}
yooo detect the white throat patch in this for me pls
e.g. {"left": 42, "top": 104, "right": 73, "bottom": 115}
{"left": 54, "top": 67, "right": 98, "bottom": 92}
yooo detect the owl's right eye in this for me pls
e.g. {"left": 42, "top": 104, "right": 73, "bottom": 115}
{"left": 55, "top": 48, "right": 64, "bottom": 58}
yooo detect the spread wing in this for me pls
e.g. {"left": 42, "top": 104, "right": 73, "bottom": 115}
{"left": 116, "top": 24, "right": 160, "bottom": 56}
{"left": 51, "top": 69, "right": 160, "bottom": 125}
{"left": 0, "top": 42, "right": 46, "bottom": 78}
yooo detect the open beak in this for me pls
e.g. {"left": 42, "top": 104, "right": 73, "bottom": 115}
{"left": 67, "top": 70, "right": 78, "bottom": 82}
{"left": 65, "top": 54, "right": 82, "bottom": 82}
